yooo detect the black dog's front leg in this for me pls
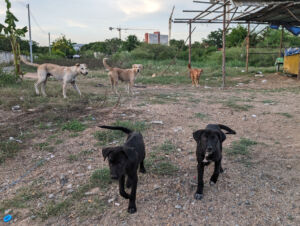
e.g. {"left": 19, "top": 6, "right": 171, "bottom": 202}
{"left": 119, "top": 175, "right": 130, "bottom": 199}
{"left": 210, "top": 159, "right": 221, "bottom": 185}
{"left": 195, "top": 162, "right": 205, "bottom": 200}
{"left": 127, "top": 174, "right": 138, "bottom": 214}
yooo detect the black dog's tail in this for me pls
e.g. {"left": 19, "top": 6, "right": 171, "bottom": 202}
{"left": 99, "top": 125, "right": 132, "bottom": 134}
{"left": 218, "top": 124, "right": 236, "bottom": 134}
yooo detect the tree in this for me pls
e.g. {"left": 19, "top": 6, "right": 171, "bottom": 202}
{"left": 52, "top": 35, "right": 75, "bottom": 57}
{"left": 104, "top": 38, "right": 123, "bottom": 55}
{"left": 227, "top": 25, "right": 248, "bottom": 47}
{"left": 123, "top": 35, "right": 140, "bottom": 52}
{"left": 170, "top": 39, "right": 187, "bottom": 51}
{"left": 202, "top": 29, "right": 223, "bottom": 48}
{"left": 0, "top": 0, "right": 27, "bottom": 76}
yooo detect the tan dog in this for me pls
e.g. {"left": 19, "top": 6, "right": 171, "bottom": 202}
{"left": 21, "top": 57, "right": 88, "bottom": 98}
{"left": 103, "top": 58, "right": 140, "bottom": 94}
{"left": 132, "top": 64, "right": 143, "bottom": 71}
{"left": 188, "top": 63, "right": 203, "bottom": 87}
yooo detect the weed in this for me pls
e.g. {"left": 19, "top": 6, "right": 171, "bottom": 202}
{"left": 67, "top": 154, "right": 79, "bottom": 162}
{"left": 55, "top": 139, "right": 63, "bottom": 145}
{"left": 62, "top": 120, "right": 86, "bottom": 132}
{"left": 0, "top": 141, "right": 20, "bottom": 164}
{"left": 38, "top": 200, "right": 72, "bottom": 219}
{"left": 226, "top": 138, "right": 257, "bottom": 156}
{"left": 151, "top": 161, "right": 179, "bottom": 176}
{"left": 224, "top": 100, "right": 253, "bottom": 111}
{"left": 90, "top": 168, "right": 112, "bottom": 189}
{"left": 157, "top": 140, "right": 176, "bottom": 154}
{"left": 195, "top": 113, "right": 208, "bottom": 119}
{"left": 276, "top": 112, "right": 293, "bottom": 118}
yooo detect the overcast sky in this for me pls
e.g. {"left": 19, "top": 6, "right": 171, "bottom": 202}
{"left": 0, "top": 0, "right": 234, "bottom": 46}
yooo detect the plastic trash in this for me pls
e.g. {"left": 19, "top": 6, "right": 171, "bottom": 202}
{"left": 4, "top": 215, "right": 12, "bottom": 222}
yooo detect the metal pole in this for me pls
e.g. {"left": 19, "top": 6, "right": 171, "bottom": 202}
{"left": 118, "top": 28, "right": 121, "bottom": 40}
{"left": 246, "top": 22, "right": 250, "bottom": 73}
{"left": 27, "top": 4, "right": 33, "bottom": 63}
{"left": 222, "top": 1, "right": 226, "bottom": 88}
{"left": 189, "top": 20, "right": 192, "bottom": 66}
{"left": 48, "top": 32, "right": 51, "bottom": 55}
{"left": 279, "top": 26, "right": 284, "bottom": 57}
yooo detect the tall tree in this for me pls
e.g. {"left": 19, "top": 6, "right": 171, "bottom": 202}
{"left": 52, "top": 35, "right": 75, "bottom": 57}
{"left": 0, "top": 0, "right": 27, "bottom": 76}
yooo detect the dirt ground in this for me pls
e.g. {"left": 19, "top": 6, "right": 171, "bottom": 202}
{"left": 0, "top": 73, "right": 300, "bottom": 225}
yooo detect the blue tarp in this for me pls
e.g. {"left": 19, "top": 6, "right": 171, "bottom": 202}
{"left": 285, "top": 47, "right": 300, "bottom": 56}
{"left": 270, "top": 24, "right": 300, "bottom": 36}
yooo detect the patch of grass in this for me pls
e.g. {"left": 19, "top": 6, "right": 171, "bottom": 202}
{"left": 276, "top": 112, "right": 293, "bottom": 118}
{"left": 136, "top": 75, "right": 190, "bottom": 85}
{"left": 62, "top": 120, "right": 86, "bottom": 132}
{"left": 226, "top": 138, "right": 257, "bottom": 156}
{"left": 157, "top": 140, "right": 176, "bottom": 154}
{"left": 0, "top": 70, "right": 19, "bottom": 87}
{"left": 195, "top": 112, "right": 208, "bottom": 119}
{"left": 262, "top": 100, "right": 277, "bottom": 105}
{"left": 67, "top": 154, "right": 79, "bottom": 162}
{"left": 55, "top": 139, "right": 63, "bottom": 145}
{"left": 90, "top": 168, "right": 112, "bottom": 189}
{"left": 151, "top": 161, "right": 179, "bottom": 176}
{"left": 38, "top": 199, "right": 72, "bottom": 220}
{"left": 0, "top": 186, "right": 43, "bottom": 213}
{"left": 69, "top": 133, "right": 79, "bottom": 138}
{"left": 224, "top": 99, "right": 253, "bottom": 111}
{"left": 0, "top": 141, "right": 21, "bottom": 164}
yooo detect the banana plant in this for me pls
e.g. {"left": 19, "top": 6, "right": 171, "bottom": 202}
{"left": 0, "top": 0, "right": 27, "bottom": 77}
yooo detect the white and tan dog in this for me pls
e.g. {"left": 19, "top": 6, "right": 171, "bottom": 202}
{"left": 103, "top": 58, "right": 140, "bottom": 94}
{"left": 21, "top": 57, "right": 88, "bottom": 98}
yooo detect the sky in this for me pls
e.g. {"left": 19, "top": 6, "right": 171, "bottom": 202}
{"left": 0, "top": 0, "right": 232, "bottom": 46}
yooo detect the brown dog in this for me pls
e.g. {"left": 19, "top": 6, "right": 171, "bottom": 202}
{"left": 103, "top": 58, "right": 140, "bottom": 94}
{"left": 188, "top": 64, "right": 203, "bottom": 87}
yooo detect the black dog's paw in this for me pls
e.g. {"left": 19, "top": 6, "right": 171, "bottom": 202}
{"left": 128, "top": 207, "right": 137, "bottom": 214}
{"left": 210, "top": 175, "right": 218, "bottom": 184}
{"left": 140, "top": 168, "right": 146, "bottom": 174}
{"left": 194, "top": 193, "right": 203, "bottom": 200}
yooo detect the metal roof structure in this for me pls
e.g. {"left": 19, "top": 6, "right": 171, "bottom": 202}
{"left": 235, "top": 2, "right": 300, "bottom": 26}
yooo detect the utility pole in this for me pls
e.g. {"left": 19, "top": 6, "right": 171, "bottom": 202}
{"left": 48, "top": 32, "right": 51, "bottom": 55}
{"left": 168, "top": 6, "right": 175, "bottom": 46}
{"left": 222, "top": 0, "right": 226, "bottom": 88}
{"left": 117, "top": 28, "right": 121, "bottom": 40}
{"left": 27, "top": 4, "right": 33, "bottom": 63}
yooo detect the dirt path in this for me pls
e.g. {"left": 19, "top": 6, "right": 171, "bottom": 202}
{"left": 0, "top": 74, "right": 299, "bottom": 225}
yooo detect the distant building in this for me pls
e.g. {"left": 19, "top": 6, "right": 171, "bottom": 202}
{"left": 144, "top": 32, "right": 168, "bottom": 45}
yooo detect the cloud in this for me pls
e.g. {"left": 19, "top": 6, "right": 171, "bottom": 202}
{"left": 115, "top": 0, "right": 161, "bottom": 16}
{"left": 66, "top": 19, "right": 88, "bottom": 28}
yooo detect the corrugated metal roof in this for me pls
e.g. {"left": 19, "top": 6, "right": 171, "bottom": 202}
{"left": 236, "top": 2, "right": 300, "bottom": 26}
{"left": 232, "top": 0, "right": 296, "bottom": 6}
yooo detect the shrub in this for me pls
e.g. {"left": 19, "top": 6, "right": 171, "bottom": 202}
{"left": 0, "top": 69, "right": 19, "bottom": 87}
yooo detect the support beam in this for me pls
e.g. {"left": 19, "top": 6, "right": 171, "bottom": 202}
{"left": 246, "top": 22, "right": 250, "bottom": 73}
{"left": 279, "top": 26, "right": 284, "bottom": 57}
{"left": 189, "top": 20, "right": 192, "bottom": 66}
{"left": 222, "top": 0, "right": 226, "bottom": 88}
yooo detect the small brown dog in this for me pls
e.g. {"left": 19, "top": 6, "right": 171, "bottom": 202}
{"left": 188, "top": 64, "right": 203, "bottom": 87}
{"left": 103, "top": 58, "right": 140, "bottom": 94}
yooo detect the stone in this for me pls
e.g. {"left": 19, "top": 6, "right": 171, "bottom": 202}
{"left": 151, "top": 120, "right": 163, "bottom": 125}
{"left": 175, "top": 204, "right": 182, "bottom": 209}
{"left": 85, "top": 187, "right": 100, "bottom": 196}
{"left": 48, "top": 194, "right": 54, "bottom": 199}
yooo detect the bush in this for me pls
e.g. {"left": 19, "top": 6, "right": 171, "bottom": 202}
{"left": 131, "top": 43, "right": 176, "bottom": 60}
{"left": 0, "top": 69, "right": 19, "bottom": 86}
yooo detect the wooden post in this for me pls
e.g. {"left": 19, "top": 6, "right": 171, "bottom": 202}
{"left": 246, "top": 22, "right": 250, "bottom": 73}
{"left": 298, "top": 59, "right": 300, "bottom": 80}
{"left": 279, "top": 26, "right": 284, "bottom": 57}
{"left": 222, "top": 1, "right": 226, "bottom": 88}
{"left": 189, "top": 20, "right": 192, "bottom": 66}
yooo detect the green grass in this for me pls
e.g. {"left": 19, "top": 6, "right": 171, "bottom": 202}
{"left": 0, "top": 141, "right": 21, "bottom": 164}
{"left": 195, "top": 112, "right": 208, "bottom": 119}
{"left": 156, "top": 140, "right": 176, "bottom": 154}
{"left": 94, "top": 120, "right": 148, "bottom": 145}
{"left": 276, "top": 112, "right": 293, "bottom": 118}
{"left": 224, "top": 99, "right": 253, "bottom": 111}
{"left": 0, "top": 186, "right": 43, "bottom": 213}
{"left": 67, "top": 149, "right": 95, "bottom": 162}
{"left": 151, "top": 161, "right": 179, "bottom": 176}
{"left": 226, "top": 138, "right": 258, "bottom": 156}
{"left": 90, "top": 168, "right": 112, "bottom": 189}
{"left": 62, "top": 120, "right": 86, "bottom": 132}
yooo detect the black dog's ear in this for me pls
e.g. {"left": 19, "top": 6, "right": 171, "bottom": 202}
{"left": 102, "top": 147, "right": 115, "bottom": 161}
{"left": 193, "top": 130, "right": 205, "bottom": 141}
{"left": 214, "top": 131, "right": 226, "bottom": 143}
{"left": 121, "top": 146, "right": 136, "bottom": 162}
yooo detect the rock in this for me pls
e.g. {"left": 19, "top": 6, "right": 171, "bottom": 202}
{"left": 11, "top": 105, "right": 21, "bottom": 112}
{"left": 204, "top": 86, "right": 211, "bottom": 89}
{"left": 151, "top": 120, "right": 163, "bottom": 125}
{"left": 67, "top": 189, "right": 74, "bottom": 194}
{"left": 175, "top": 204, "right": 182, "bottom": 209}
{"left": 27, "top": 108, "right": 36, "bottom": 112}
{"left": 255, "top": 74, "right": 264, "bottom": 77}
{"left": 174, "top": 126, "right": 183, "bottom": 132}
{"left": 66, "top": 184, "right": 72, "bottom": 189}
{"left": 75, "top": 173, "right": 85, "bottom": 177}
{"left": 48, "top": 194, "right": 54, "bottom": 199}
{"left": 108, "top": 198, "right": 115, "bottom": 203}
{"left": 153, "top": 184, "right": 160, "bottom": 190}
{"left": 242, "top": 115, "right": 247, "bottom": 121}
{"left": 115, "top": 203, "right": 120, "bottom": 206}
{"left": 287, "top": 165, "right": 292, "bottom": 169}
{"left": 251, "top": 114, "right": 257, "bottom": 118}
{"left": 245, "top": 200, "right": 251, "bottom": 205}
{"left": 262, "top": 79, "right": 267, "bottom": 83}
{"left": 85, "top": 187, "right": 100, "bottom": 196}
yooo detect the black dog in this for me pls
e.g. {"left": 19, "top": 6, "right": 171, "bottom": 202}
{"left": 100, "top": 125, "right": 146, "bottom": 214}
{"left": 193, "top": 124, "right": 236, "bottom": 200}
